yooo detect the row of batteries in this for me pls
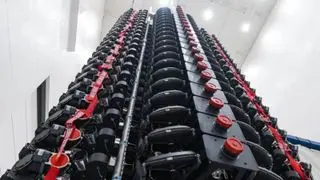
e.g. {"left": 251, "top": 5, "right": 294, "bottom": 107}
{"left": 1, "top": 6, "right": 313, "bottom": 180}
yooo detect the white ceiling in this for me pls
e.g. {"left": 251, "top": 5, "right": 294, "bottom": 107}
{"left": 102, "top": 0, "right": 277, "bottom": 66}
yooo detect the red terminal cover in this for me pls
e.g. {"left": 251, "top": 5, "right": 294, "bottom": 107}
{"left": 200, "top": 70, "right": 212, "bottom": 80}
{"left": 216, "top": 115, "right": 233, "bottom": 129}
{"left": 204, "top": 82, "right": 217, "bottom": 93}
{"left": 187, "top": 35, "right": 195, "bottom": 41}
{"left": 187, "top": 31, "right": 193, "bottom": 36}
{"left": 68, "top": 128, "right": 81, "bottom": 141}
{"left": 194, "top": 54, "right": 204, "bottom": 61}
{"left": 197, "top": 61, "right": 208, "bottom": 70}
{"left": 186, "top": 29, "right": 192, "bottom": 35}
{"left": 209, "top": 97, "right": 224, "bottom": 109}
{"left": 191, "top": 47, "right": 200, "bottom": 54}
{"left": 223, "top": 137, "right": 244, "bottom": 156}
{"left": 49, "top": 153, "right": 70, "bottom": 169}
{"left": 184, "top": 24, "right": 191, "bottom": 28}
{"left": 189, "top": 40, "right": 197, "bottom": 47}
{"left": 185, "top": 27, "right": 192, "bottom": 32}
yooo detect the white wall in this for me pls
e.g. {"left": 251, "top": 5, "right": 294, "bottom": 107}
{"left": 242, "top": 0, "right": 320, "bottom": 142}
{"left": 242, "top": 1, "right": 320, "bottom": 176}
{"left": 0, "top": 0, "right": 105, "bottom": 172}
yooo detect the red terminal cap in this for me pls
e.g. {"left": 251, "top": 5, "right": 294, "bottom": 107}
{"left": 185, "top": 28, "right": 192, "bottom": 32}
{"left": 191, "top": 47, "right": 200, "bottom": 54}
{"left": 68, "top": 128, "right": 81, "bottom": 141}
{"left": 200, "top": 70, "right": 212, "bottom": 80}
{"left": 185, "top": 27, "right": 192, "bottom": 32}
{"left": 187, "top": 31, "right": 193, "bottom": 36}
{"left": 194, "top": 54, "right": 204, "bottom": 61}
{"left": 49, "top": 153, "right": 70, "bottom": 168}
{"left": 209, "top": 97, "right": 224, "bottom": 109}
{"left": 187, "top": 35, "right": 195, "bottom": 41}
{"left": 186, "top": 29, "right": 192, "bottom": 35}
{"left": 204, "top": 82, "right": 217, "bottom": 93}
{"left": 197, "top": 61, "right": 208, "bottom": 70}
{"left": 189, "top": 40, "right": 197, "bottom": 47}
{"left": 216, "top": 115, "right": 233, "bottom": 129}
{"left": 223, "top": 137, "right": 244, "bottom": 156}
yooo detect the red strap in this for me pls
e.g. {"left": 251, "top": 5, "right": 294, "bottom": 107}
{"left": 99, "top": 55, "right": 115, "bottom": 70}
{"left": 44, "top": 166, "right": 59, "bottom": 180}
{"left": 95, "top": 71, "right": 108, "bottom": 87}
{"left": 105, "top": 55, "right": 115, "bottom": 64}
{"left": 87, "top": 71, "right": 109, "bottom": 101}
{"left": 87, "top": 86, "right": 99, "bottom": 101}
{"left": 112, "top": 44, "right": 122, "bottom": 57}
{"left": 99, "top": 64, "right": 112, "bottom": 70}
{"left": 117, "top": 36, "right": 125, "bottom": 45}
{"left": 58, "top": 128, "right": 74, "bottom": 156}
{"left": 212, "top": 37, "right": 308, "bottom": 180}
{"left": 84, "top": 96, "right": 98, "bottom": 117}
{"left": 65, "top": 111, "right": 85, "bottom": 128}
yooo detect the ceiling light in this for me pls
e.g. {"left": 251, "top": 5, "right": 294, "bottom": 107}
{"left": 241, "top": 22, "right": 251, "bottom": 32}
{"left": 203, "top": 9, "right": 213, "bottom": 21}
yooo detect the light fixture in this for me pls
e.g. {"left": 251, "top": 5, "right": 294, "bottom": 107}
{"left": 203, "top": 9, "right": 213, "bottom": 21}
{"left": 241, "top": 22, "right": 251, "bottom": 32}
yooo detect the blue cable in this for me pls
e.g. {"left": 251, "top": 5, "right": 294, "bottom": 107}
{"left": 287, "top": 135, "right": 320, "bottom": 151}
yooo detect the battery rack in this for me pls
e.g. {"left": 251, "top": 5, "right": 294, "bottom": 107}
{"left": 1, "top": 6, "right": 313, "bottom": 180}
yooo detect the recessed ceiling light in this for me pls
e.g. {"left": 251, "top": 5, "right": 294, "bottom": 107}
{"left": 241, "top": 22, "right": 251, "bottom": 32}
{"left": 203, "top": 9, "right": 213, "bottom": 21}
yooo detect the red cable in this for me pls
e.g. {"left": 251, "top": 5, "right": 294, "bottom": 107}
{"left": 211, "top": 36, "right": 308, "bottom": 180}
